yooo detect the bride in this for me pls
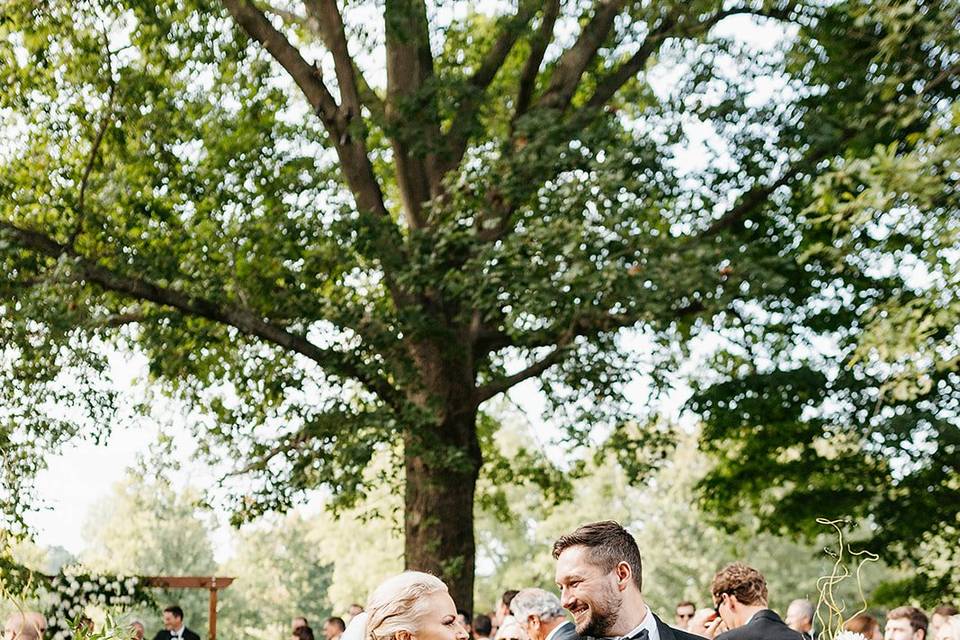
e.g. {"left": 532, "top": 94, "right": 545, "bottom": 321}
{"left": 365, "top": 572, "right": 471, "bottom": 640}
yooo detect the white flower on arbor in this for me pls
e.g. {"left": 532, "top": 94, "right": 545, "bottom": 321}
{"left": 44, "top": 570, "right": 151, "bottom": 640}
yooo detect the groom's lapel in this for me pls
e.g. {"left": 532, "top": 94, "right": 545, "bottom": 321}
{"left": 654, "top": 614, "right": 678, "bottom": 640}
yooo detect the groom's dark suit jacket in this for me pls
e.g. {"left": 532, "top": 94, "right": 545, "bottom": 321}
{"left": 654, "top": 613, "right": 705, "bottom": 640}
{"left": 152, "top": 628, "right": 201, "bottom": 640}
{"left": 715, "top": 610, "right": 804, "bottom": 640}
{"left": 551, "top": 621, "right": 579, "bottom": 640}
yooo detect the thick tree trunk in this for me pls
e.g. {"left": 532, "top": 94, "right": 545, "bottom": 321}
{"left": 403, "top": 407, "right": 481, "bottom": 610}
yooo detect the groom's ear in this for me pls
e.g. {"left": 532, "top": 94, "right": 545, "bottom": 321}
{"left": 615, "top": 561, "right": 632, "bottom": 589}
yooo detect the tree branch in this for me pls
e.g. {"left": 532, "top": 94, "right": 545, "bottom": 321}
{"left": 222, "top": 0, "right": 340, "bottom": 124}
{"left": 476, "top": 300, "right": 706, "bottom": 358}
{"left": 0, "top": 219, "right": 402, "bottom": 406}
{"left": 920, "top": 60, "right": 960, "bottom": 96}
{"left": 516, "top": 0, "right": 561, "bottom": 118}
{"left": 702, "top": 169, "right": 797, "bottom": 237}
{"left": 302, "top": 0, "right": 362, "bottom": 114}
{"left": 228, "top": 430, "right": 311, "bottom": 477}
{"left": 355, "top": 68, "right": 387, "bottom": 123}
{"left": 585, "top": 19, "right": 672, "bottom": 109}
{"left": 442, "top": 0, "right": 540, "bottom": 174}
{"left": 585, "top": 4, "right": 799, "bottom": 110}
{"left": 223, "top": 0, "right": 409, "bottom": 307}
{"left": 473, "top": 318, "right": 599, "bottom": 399}
{"left": 535, "top": 0, "right": 629, "bottom": 111}
{"left": 385, "top": 0, "right": 440, "bottom": 226}
{"left": 258, "top": 1, "right": 385, "bottom": 120}
{"left": 703, "top": 129, "right": 855, "bottom": 237}
{"left": 94, "top": 312, "right": 152, "bottom": 327}
{"left": 258, "top": 2, "right": 315, "bottom": 31}
{"left": 69, "top": 38, "right": 118, "bottom": 248}
{"left": 474, "top": 343, "right": 570, "bottom": 404}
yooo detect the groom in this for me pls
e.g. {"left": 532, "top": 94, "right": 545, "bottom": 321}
{"left": 553, "top": 521, "right": 702, "bottom": 640}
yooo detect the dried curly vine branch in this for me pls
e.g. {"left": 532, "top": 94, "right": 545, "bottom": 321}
{"left": 815, "top": 518, "right": 880, "bottom": 640}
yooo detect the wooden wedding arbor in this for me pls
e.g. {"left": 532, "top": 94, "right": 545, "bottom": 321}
{"left": 141, "top": 576, "right": 235, "bottom": 640}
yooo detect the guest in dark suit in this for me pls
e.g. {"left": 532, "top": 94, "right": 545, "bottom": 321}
{"left": 511, "top": 588, "right": 578, "bottom": 640}
{"left": 473, "top": 615, "right": 493, "bottom": 640}
{"left": 705, "top": 563, "right": 802, "bottom": 640}
{"left": 552, "top": 521, "right": 704, "bottom": 640}
{"left": 294, "top": 626, "right": 316, "bottom": 640}
{"left": 152, "top": 606, "right": 200, "bottom": 640}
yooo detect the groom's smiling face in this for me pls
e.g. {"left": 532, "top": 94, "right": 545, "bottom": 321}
{"left": 555, "top": 545, "right": 622, "bottom": 637}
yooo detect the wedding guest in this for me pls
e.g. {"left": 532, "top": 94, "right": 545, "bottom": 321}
{"left": 457, "top": 611, "right": 473, "bottom": 638}
{"left": 293, "top": 618, "right": 309, "bottom": 633}
{"left": 494, "top": 620, "right": 525, "bottom": 640}
{"left": 474, "top": 615, "right": 493, "bottom": 640}
{"left": 676, "top": 603, "right": 696, "bottom": 630}
{"left": 152, "top": 606, "right": 200, "bottom": 640}
{"left": 497, "top": 592, "right": 520, "bottom": 631}
{"left": 845, "top": 614, "right": 883, "bottom": 640}
{"left": 934, "top": 616, "right": 960, "bottom": 640}
{"left": 511, "top": 588, "right": 576, "bottom": 640}
{"left": 552, "top": 520, "right": 702, "bottom": 640}
{"left": 294, "top": 627, "right": 316, "bottom": 640}
{"left": 705, "top": 562, "right": 801, "bottom": 640}
{"left": 365, "top": 571, "right": 469, "bottom": 640}
{"left": 341, "top": 613, "right": 369, "bottom": 640}
{"left": 885, "top": 607, "right": 928, "bottom": 640}
{"left": 785, "top": 599, "right": 816, "bottom": 640}
{"left": 348, "top": 606, "right": 364, "bottom": 622}
{"left": 324, "top": 618, "right": 346, "bottom": 640}
{"left": 933, "top": 608, "right": 959, "bottom": 640}
{"left": 3, "top": 612, "right": 46, "bottom": 640}
{"left": 131, "top": 621, "right": 146, "bottom": 640}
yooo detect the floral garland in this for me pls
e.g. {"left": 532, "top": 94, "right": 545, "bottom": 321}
{"left": 46, "top": 571, "right": 155, "bottom": 640}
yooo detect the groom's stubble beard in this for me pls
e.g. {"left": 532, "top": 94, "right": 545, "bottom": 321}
{"left": 577, "top": 582, "right": 623, "bottom": 638}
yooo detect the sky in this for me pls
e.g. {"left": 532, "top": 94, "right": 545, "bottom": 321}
{"left": 23, "top": 351, "right": 214, "bottom": 557}
{"left": 19, "top": 7, "right": 790, "bottom": 564}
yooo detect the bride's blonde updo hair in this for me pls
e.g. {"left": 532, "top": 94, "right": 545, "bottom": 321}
{"left": 365, "top": 572, "right": 449, "bottom": 640}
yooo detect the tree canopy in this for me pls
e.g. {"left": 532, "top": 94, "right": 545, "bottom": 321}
{"left": 2, "top": 0, "right": 958, "bottom": 604}
{"left": 689, "top": 0, "right": 960, "bottom": 601}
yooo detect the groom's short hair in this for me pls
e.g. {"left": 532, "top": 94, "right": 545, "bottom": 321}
{"left": 552, "top": 520, "right": 643, "bottom": 590}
